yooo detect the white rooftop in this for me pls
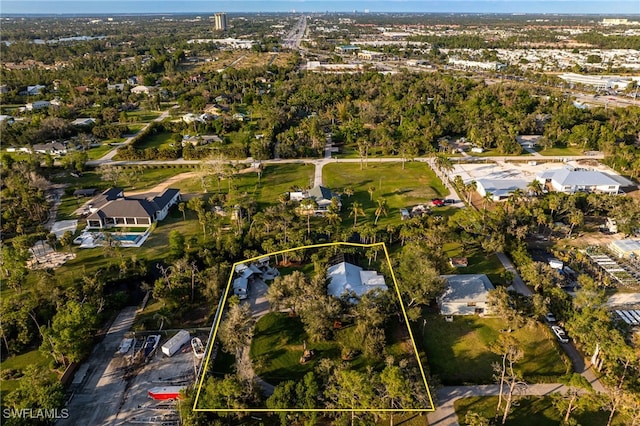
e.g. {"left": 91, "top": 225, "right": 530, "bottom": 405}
{"left": 440, "top": 274, "right": 495, "bottom": 304}
{"left": 327, "top": 262, "right": 387, "bottom": 298}
{"left": 536, "top": 167, "right": 622, "bottom": 187}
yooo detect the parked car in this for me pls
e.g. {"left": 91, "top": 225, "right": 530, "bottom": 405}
{"left": 431, "top": 198, "right": 445, "bottom": 207}
{"left": 551, "top": 325, "right": 569, "bottom": 343}
{"left": 444, "top": 198, "right": 456, "bottom": 204}
{"left": 545, "top": 312, "right": 557, "bottom": 323}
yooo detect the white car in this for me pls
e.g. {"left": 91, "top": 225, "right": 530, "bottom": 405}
{"left": 552, "top": 326, "right": 569, "bottom": 343}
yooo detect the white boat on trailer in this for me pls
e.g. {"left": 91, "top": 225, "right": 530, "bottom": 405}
{"left": 191, "top": 337, "right": 205, "bottom": 359}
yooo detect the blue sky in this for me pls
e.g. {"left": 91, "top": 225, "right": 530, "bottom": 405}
{"left": 1, "top": 1, "right": 638, "bottom": 15}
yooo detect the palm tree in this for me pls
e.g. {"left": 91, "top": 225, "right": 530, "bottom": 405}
{"left": 343, "top": 187, "right": 354, "bottom": 198}
{"left": 300, "top": 198, "right": 318, "bottom": 237}
{"left": 568, "top": 209, "right": 584, "bottom": 238}
{"left": 435, "top": 153, "right": 454, "bottom": 174}
{"left": 464, "top": 181, "right": 477, "bottom": 205}
{"left": 527, "top": 180, "right": 544, "bottom": 197}
{"left": 349, "top": 201, "right": 365, "bottom": 227}
{"left": 374, "top": 199, "right": 388, "bottom": 224}
{"left": 368, "top": 185, "right": 375, "bottom": 201}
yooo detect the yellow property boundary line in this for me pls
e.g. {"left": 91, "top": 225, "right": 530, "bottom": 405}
{"left": 193, "top": 241, "right": 435, "bottom": 413}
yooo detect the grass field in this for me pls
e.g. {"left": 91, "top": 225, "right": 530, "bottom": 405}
{"left": 455, "top": 396, "right": 625, "bottom": 426}
{"left": 423, "top": 314, "right": 568, "bottom": 385}
{"left": 135, "top": 130, "right": 177, "bottom": 150}
{"left": 536, "top": 146, "right": 585, "bottom": 156}
{"left": 86, "top": 144, "right": 116, "bottom": 160}
{"left": 443, "top": 242, "right": 506, "bottom": 284}
{"left": 250, "top": 312, "right": 404, "bottom": 386}
{"left": 0, "top": 349, "right": 54, "bottom": 396}
{"left": 323, "top": 161, "right": 449, "bottom": 227}
{"left": 250, "top": 312, "right": 340, "bottom": 384}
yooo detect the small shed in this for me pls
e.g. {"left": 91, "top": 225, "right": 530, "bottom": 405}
{"left": 161, "top": 330, "right": 190, "bottom": 357}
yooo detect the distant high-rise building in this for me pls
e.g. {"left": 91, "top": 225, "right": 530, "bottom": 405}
{"left": 214, "top": 13, "right": 227, "bottom": 31}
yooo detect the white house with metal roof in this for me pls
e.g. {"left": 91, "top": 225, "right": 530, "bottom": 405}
{"left": 535, "top": 167, "right": 621, "bottom": 194}
{"left": 438, "top": 274, "right": 495, "bottom": 316}
{"left": 327, "top": 262, "right": 387, "bottom": 299}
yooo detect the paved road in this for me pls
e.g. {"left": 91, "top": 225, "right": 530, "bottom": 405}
{"left": 427, "top": 383, "right": 570, "bottom": 426}
{"left": 60, "top": 307, "right": 137, "bottom": 426}
{"left": 87, "top": 108, "right": 175, "bottom": 166}
{"left": 496, "top": 252, "right": 532, "bottom": 297}
{"left": 494, "top": 251, "right": 606, "bottom": 393}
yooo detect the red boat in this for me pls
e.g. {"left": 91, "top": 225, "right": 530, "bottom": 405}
{"left": 147, "top": 386, "right": 185, "bottom": 400}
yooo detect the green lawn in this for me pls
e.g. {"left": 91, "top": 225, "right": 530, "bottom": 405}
{"left": 422, "top": 314, "right": 568, "bottom": 385}
{"left": 125, "top": 111, "right": 162, "bottom": 122}
{"left": 323, "top": 161, "right": 449, "bottom": 227}
{"left": 250, "top": 312, "right": 395, "bottom": 385}
{"left": 201, "top": 163, "right": 313, "bottom": 209}
{"left": 135, "top": 130, "right": 177, "bottom": 150}
{"left": 536, "top": 146, "right": 585, "bottom": 156}
{"left": 1, "top": 349, "right": 53, "bottom": 396}
{"left": 455, "top": 396, "right": 626, "bottom": 426}
{"left": 86, "top": 144, "right": 117, "bottom": 160}
{"left": 443, "top": 243, "right": 506, "bottom": 284}
{"left": 250, "top": 312, "right": 341, "bottom": 384}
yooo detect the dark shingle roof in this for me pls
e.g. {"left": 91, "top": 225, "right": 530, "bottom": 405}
{"left": 308, "top": 185, "right": 335, "bottom": 202}
{"left": 99, "top": 199, "right": 156, "bottom": 219}
{"left": 152, "top": 188, "right": 180, "bottom": 210}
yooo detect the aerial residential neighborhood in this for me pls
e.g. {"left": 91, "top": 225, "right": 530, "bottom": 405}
{"left": 1, "top": 3, "right": 639, "bottom": 426}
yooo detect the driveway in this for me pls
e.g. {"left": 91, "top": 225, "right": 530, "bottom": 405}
{"left": 60, "top": 306, "right": 137, "bottom": 426}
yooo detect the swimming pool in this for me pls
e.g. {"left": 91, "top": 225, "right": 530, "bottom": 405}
{"left": 112, "top": 233, "right": 142, "bottom": 243}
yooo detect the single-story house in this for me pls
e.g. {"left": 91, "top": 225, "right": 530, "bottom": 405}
{"left": 131, "top": 85, "right": 152, "bottom": 95}
{"left": 290, "top": 185, "right": 342, "bottom": 214}
{"left": 327, "top": 261, "right": 387, "bottom": 299}
{"left": 107, "top": 83, "right": 125, "bottom": 91}
{"left": 438, "top": 274, "right": 495, "bottom": 316}
{"left": 32, "top": 141, "right": 67, "bottom": 155}
{"left": 335, "top": 45, "right": 360, "bottom": 54}
{"left": 232, "top": 262, "right": 265, "bottom": 299}
{"left": 25, "top": 100, "right": 50, "bottom": 111}
{"left": 26, "top": 84, "right": 46, "bottom": 95}
{"left": 86, "top": 188, "right": 180, "bottom": 229}
{"left": 535, "top": 167, "right": 622, "bottom": 194}
{"left": 609, "top": 239, "right": 640, "bottom": 259}
{"left": 71, "top": 118, "right": 96, "bottom": 127}
{"left": 182, "top": 134, "right": 223, "bottom": 147}
{"left": 476, "top": 178, "right": 529, "bottom": 201}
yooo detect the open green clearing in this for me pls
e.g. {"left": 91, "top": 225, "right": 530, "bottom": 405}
{"left": 423, "top": 314, "right": 568, "bottom": 385}
{"left": 0, "top": 350, "right": 55, "bottom": 397}
{"left": 536, "top": 145, "right": 586, "bottom": 156}
{"left": 250, "top": 312, "right": 341, "bottom": 384}
{"left": 250, "top": 312, "right": 408, "bottom": 386}
{"left": 323, "top": 161, "right": 449, "bottom": 227}
{"left": 135, "top": 130, "right": 177, "bottom": 150}
{"left": 443, "top": 242, "right": 506, "bottom": 284}
{"left": 454, "top": 396, "right": 626, "bottom": 426}
{"left": 86, "top": 143, "right": 117, "bottom": 160}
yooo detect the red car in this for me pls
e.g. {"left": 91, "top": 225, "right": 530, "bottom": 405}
{"left": 431, "top": 198, "right": 445, "bottom": 207}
